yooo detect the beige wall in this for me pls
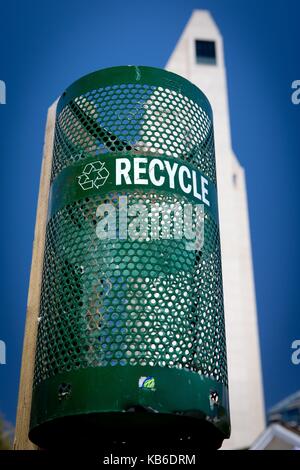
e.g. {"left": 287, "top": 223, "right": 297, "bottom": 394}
{"left": 166, "top": 10, "right": 265, "bottom": 449}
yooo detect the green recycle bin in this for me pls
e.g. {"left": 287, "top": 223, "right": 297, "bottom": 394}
{"left": 29, "top": 66, "right": 230, "bottom": 449}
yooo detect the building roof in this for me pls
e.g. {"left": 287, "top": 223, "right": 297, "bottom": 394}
{"left": 250, "top": 423, "right": 300, "bottom": 450}
{"left": 268, "top": 390, "right": 300, "bottom": 415}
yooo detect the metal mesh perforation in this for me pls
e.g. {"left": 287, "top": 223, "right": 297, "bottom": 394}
{"left": 51, "top": 84, "right": 216, "bottom": 184}
{"left": 34, "top": 72, "right": 227, "bottom": 389}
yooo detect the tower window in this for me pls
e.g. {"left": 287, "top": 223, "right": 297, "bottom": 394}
{"left": 195, "top": 40, "right": 216, "bottom": 65}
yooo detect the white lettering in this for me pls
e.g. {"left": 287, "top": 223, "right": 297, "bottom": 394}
{"left": 192, "top": 170, "right": 202, "bottom": 201}
{"left": 116, "top": 158, "right": 131, "bottom": 185}
{"left": 201, "top": 176, "right": 210, "bottom": 206}
{"left": 134, "top": 157, "right": 148, "bottom": 185}
{"left": 178, "top": 166, "right": 192, "bottom": 194}
{"left": 114, "top": 157, "right": 210, "bottom": 207}
{"left": 164, "top": 160, "right": 178, "bottom": 189}
{"left": 149, "top": 159, "right": 165, "bottom": 186}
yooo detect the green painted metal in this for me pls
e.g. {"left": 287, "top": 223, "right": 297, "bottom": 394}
{"left": 29, "top": 367, "right": 229, "bottom": 448}
{"left": 48, "top": 154, "right": 219, "bottom": 222}
{"left": 29, "top": 65, "right": 230, "bottom": 448}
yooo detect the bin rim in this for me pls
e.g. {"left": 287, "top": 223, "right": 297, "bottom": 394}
{"left": 56, "top": 65, "right": 212, "bottom": 118}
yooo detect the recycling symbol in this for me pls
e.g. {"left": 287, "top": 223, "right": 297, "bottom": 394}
{"left": 77, "top": 161, "right": 109, "bottom": 190}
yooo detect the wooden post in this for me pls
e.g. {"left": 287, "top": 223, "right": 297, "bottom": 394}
{"left": 14, "top": 102, "right": 57, "bottom": 450}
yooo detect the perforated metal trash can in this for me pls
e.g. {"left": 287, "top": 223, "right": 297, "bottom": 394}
{"left": 29, "top": 66, "right": 230, "bottom": 449}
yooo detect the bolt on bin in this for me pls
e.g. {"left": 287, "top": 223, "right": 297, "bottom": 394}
{"left": 29, "top": 65, "right": 230, "bottom": 449}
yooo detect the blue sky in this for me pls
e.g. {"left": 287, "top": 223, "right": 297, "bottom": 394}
{"left": 0, "top": 0, "right": 299, "bottom": 424}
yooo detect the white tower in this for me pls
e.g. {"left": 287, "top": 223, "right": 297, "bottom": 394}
{"left": 166, "top": 10, "right": 265, "bottom": 449}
